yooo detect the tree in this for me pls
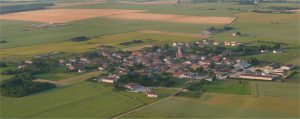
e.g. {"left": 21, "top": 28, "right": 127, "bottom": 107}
{"left": 235, "top": 32, "right": 241, "bottom": 36}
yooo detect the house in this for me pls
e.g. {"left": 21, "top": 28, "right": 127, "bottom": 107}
{"left": 212, "top": 56, "right": 221, "bottom": 62}
{"left": 280, "top": 64, "right": 295, "bottom": 71}
{"left": 131, "top": 50, "right": 143, "bottom": 57}
{"left": 173, "top": 72, "right": 188, "bottom": 78}
{"left": 273, "top": 50, "right": 282, "bottom": 54}
{"left": 25, "top": 60, "right": 33, "bottom": 64}
{"left": 101, "top": 75, "right": 119, "bottom": 83}
{"left": 125, "top": 83, "right": 140, "bottom": 90}
{"left": 205, "top": 78, "right": 213, "bottom": 82}
{"left": 68, "top": 65, "right": 76, "bottom": 71}
{"left": 238, "top": 74, "right": 276, "bottom": 81}
{"left": 80, "top": 57, "right": 89, "bottom": 63}
{"left": 234, "top": 60, "right": 251, "bottom": 69}
{"left": 267, "top": 63, "right": 280, "bottom": 69}
{"left": 146, "top": 91, "right": 158, "bottom": 98}
{"left": 18, "top": 64, "right": 27, "bottom": 69}
{"left": 125, "top": 83, "right": 149, "bottom": 93}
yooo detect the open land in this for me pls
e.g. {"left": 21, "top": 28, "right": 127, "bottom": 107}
{"left": 0, "top": 9, "right": 144, "bottom": 23}
{"left": 122, "top": 93, "right": 299, "bottom": 118}
{"left": 0, "top": 1, "right": 299, "bottom": 118}
{"left": 0, "top": 8, "right": 235, "bottom": 24}
{"left": 122, "top": 80, "right": 299, "bottom": 118}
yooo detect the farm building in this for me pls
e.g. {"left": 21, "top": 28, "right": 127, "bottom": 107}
{"left": 101, "top": 75, "right": 119, "bottom": 83}
{"left": 125, "top": 83, "right": 149, "bottom": 93}
{"left": 146, "top": 91, "right": 158, "bottom": 98}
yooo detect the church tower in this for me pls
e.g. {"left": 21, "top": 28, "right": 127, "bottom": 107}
{"left": 176, "top": 46, "right": 183, "bottom": 58}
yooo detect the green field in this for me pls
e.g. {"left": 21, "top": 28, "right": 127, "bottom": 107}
{"left": 123, "top": 93, "right": 299, "bottom": 118}
{"left": 0, "top": 31, "right": 201, "bottom": 60}
{"left": 0, "top": 17, "right": 212, "bottom": 49}
{"left": 69, "top": 2, "right": 253, "bottom": 16}
{"left": 121, "top": 80, "right": 300, "bottom": 118}
{"left": 204, "top": 79, "right": 250, "bottom": 95}
{"left": 250, "top": 81, "right": 300, "bottom": 99}
{"left": 0, "top": 82, "right": 176, "bottom": 118}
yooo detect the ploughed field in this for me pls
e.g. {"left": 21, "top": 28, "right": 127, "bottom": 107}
{"left": 0, "top": 9, "right": 235, "bottom": 24}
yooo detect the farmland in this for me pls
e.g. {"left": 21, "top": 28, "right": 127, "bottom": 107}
{"left": 0, "top": 82, "right": 176, "bottom": 118}
{"left": 120, "top": 79, "right": 299, "bottom": 118}
{"left": 0, "top": 31, "right": 202, "bottom": 60}
{"left": 0, "top": 17, "right": 212, "bottom": 49}
{"left": 0, "top": 0, "right": 299, "bottom": 118}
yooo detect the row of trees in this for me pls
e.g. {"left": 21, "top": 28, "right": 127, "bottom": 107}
{"left": 117, "top": 72, "right": 176, "bottom": 87}
{"left": 1, "top": 59, "right": 58, "bottom": 97}
{"left": 0, "top": 3, "right": 54, "bottom": 14}
{"left": 1, "top": 78, "right": 56, "bottom": 97}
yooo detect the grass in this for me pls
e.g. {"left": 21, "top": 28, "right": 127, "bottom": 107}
{"left": 204, "top": 79, "right": 250, "bottom": 95}
{"left": 122, "top": 93, "right": 299, "bottom": 118}
{"left": 245, "top": 49, "right": 300, "bottom": 66}
{"left": 286, "top": 72, "right": 300, "bottom": 83}
{"left": 250, "top": 81, "right": 300, "bottom": 99}
{"left": 35, "top": 67, "right": 79, "bottom": 81}
{"left": 0, "top": 82, "right": 142, "bottom": 118}
{"left": 211, "top": 12, "right": 300, "bottom": 46}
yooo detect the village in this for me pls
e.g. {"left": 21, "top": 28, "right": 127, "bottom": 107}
{"left": 17, "top": 39, "right": 295, "bottom": 98}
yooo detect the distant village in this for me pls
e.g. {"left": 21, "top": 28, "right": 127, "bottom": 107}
{"left": 18, "top": 40, "right": 295, "bottom": 98}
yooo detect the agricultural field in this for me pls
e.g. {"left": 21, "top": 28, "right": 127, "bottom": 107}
{"left": 0, "top": 0, "right": 299, "bottom": 118}
{"left": 120, "top": 80, "right": 300, "bottom": 118}
{"left": 203, "top": 79, "right": 250, "bottom": 95}
{"left": 0, "top": 31, "right": 202, "bottom": 60}
{"left": 122, "top": 93, "right": 299, "bottom": 118}
{"left": 0, "top": 17, "right": 212, "bottom": 49}
{"left": 0, "top": 82, "right": 176, "bottom": 118}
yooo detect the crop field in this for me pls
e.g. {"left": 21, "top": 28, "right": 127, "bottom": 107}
{"left": 211, "top": 12, "right": 300, "bottom": 46}
{"left": 0, "top": 8, "right": 234, "bottom": 24}
{"left": 68, "top": 2, "right": 254, "bottom": 16}
{"left": 203, "top": 80, "right": 250, "bottom": 95}
{"left": 0, "top": 31, "right": 202, "bottom": 60}
{"left": 0, "top": 9, "right": 144, "bottom": 23}
{"left": 122, "top": 93, "right": 299, "bottom": 118}
{"left": 0, "top": 16, "right": 212, "bottom": 49}
{"left": 0, "top": 82, "right": 176, "bottom": 118}
{"left": 105, "top": 12, "right": 235, "bottom": 24}
{"left": 120, "top": 80, "right": 300, "bottom": 118}
{"left": 0, "top": 82, "right": 142, "bottom": 118}
{"left": 245, "top": 49, "right": 300, "bottom": 66}
{"left": 250, "top": 81, "right": 299, "bottom": 99}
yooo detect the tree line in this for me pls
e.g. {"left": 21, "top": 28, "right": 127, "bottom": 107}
{"left": 0, "top": 3, "right": 54, "bottom": 14}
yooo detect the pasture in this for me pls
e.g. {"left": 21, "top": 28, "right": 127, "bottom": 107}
{"left": 122, "top": 93, "right": 299, "bottom": 118}
{"left": 0, "top": 81, "right": 176, "bottom": 118}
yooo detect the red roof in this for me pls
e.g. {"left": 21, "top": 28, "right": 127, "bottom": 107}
{"left": 131, "top": 50, "right": 142, "bottom": 56}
